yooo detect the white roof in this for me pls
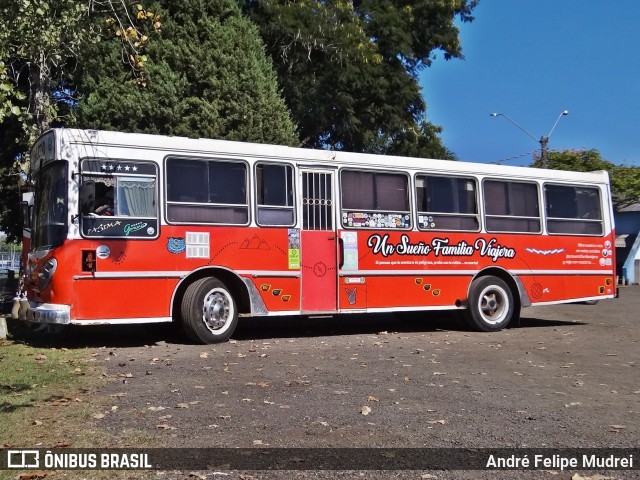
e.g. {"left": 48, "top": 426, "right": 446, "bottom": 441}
{"left": 45, "top": 128, "right": 611, "bottom": 185}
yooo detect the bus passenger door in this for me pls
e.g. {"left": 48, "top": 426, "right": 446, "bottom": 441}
{"left": 300, "top": 170, "right": 337, "bottom": 312}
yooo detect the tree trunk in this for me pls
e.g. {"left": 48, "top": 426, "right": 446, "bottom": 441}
{"left": 29, "top": 51, "right": 51, "bottom": 135}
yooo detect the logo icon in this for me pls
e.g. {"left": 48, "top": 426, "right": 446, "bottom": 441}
{"left": 8, "top": 450, "right": 40, "bottom": 469}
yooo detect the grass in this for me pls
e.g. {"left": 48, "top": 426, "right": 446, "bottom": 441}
{"left": 0, "top": 335, "right": 101, "bottom": 449}
{"left": 0, "top": 320, "right": 162, "bottom": 480}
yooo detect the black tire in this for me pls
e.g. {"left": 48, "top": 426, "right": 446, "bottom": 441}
{"left": 464, "top": 276, "right": 516, "bottom": 332}
{"left": 181, "top": 277, "right": 238, "bottom": 344}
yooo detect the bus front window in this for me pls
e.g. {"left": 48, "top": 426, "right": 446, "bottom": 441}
{"left": 31, "top": 162, "right": 68, "bottom": 251}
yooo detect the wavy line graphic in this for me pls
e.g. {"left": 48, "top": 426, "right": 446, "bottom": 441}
{"left": 525, "top": 248, "right": 565, "bottom": 255}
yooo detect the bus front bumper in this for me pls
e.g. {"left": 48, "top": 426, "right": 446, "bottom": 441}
{"left": 13, "top": 298, "right": 71, "bottom": 325}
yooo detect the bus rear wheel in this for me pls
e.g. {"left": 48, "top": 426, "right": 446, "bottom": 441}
{"left": 465, "top": 276, "right": 515, "bottom": 332}
{"left": 181, "top": 277, "right": 238, "bottom": 344}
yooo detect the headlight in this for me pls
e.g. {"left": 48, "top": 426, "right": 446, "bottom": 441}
{"left": 38, "top": 258, "right": 58, "bottom": 290}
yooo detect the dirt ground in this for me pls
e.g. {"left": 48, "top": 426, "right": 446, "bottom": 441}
{"left": 21, "top": 287, "right": 640, "bottom": 479}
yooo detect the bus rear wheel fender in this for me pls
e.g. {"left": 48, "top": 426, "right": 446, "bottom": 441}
{"left": 465, "top": 275, "right": 515, "bottom": 332}
{"left": 181, "top": 277, "right": 238, "bottom": 344}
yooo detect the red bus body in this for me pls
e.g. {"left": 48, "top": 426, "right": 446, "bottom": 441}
{"left": 19, "top": 129, "right": 616, "bottom": 342}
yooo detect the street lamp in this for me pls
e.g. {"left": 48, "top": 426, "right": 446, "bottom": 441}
{"left": 490, "top": 110, "right": 569, "bottom": 168}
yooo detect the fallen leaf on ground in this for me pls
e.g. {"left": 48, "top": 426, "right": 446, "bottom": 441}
{"left": 361, "top": 406, "right": 372, "bottom": 416}
{"left": 18, "top": 470, "right": 48, "bottom": 480}
{"left": 156, "top": 424, "right": 176, "bottom": 430}
{"left": 571, "top": 474, "right": 615, "bottom": 480}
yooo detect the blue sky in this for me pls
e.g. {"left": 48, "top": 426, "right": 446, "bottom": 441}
{"left": 419, "top": 1, "right": 639, "bottom": 166}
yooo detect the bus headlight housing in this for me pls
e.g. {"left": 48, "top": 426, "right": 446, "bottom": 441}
{"left": 38, "top": 258, "right": 58, "bottom": 290}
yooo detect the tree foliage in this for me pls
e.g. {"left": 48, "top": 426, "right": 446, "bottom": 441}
{"left": 533, "top": 149, "right": 640, "bottom": 211}
{"left": 0, "top": 0, "right": 158, "bottom": 141}
{"left": 0, "top": 232, "right": 21, "bottom": 253}
{"left": 75, "top": 0, "right": 297, "bottom": 145}
{"left": 243, "top": 0, "right": 477, "bottom": 157}
{"left": 0, "top": 0, "right": 295, "bottom": 240}
{"left": 0, "top": 0, "right": 158, "bottom": 241}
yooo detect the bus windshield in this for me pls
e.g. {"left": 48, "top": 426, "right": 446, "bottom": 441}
{"left": 32, "top": 161, "right": 68, "bottom": 251}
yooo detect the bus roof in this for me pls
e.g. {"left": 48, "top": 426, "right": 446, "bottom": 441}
{"left": 35, "top": 128, "right": 610, "bottom": 185}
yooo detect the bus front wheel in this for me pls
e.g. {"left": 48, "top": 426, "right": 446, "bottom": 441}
{"left": 181, "top": 277, "right": 238, "bottom": 344}
{"left": 465, "top": 276, "right": 515, "bottom": 332}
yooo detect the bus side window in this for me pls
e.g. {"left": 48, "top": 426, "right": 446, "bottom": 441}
{"left": 416, "top": 175, "right": 479, "bottom": 231}
{"left": 80, "top": 180, "right": 96, "bottom": 215}
{"left": 483, "top": 179, "right": 541, "bottom": 233}
{"left": 94, "top": 189, "right": 114, "bottom": 215}
{"left": 545, "top": 184, "right": 603, "bottom": 235}
{"left": 166, "top": 157, "right": 249, "bottom": 225}
{"left": 255, "top": 163, "right": 295, "bottom": 226}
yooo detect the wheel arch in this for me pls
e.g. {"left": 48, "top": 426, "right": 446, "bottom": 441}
{"left": 171, "top": 267, "right": 251, "bottom": 322}
{"left": 468, "top": 267, "right": 531, "bottom": 311}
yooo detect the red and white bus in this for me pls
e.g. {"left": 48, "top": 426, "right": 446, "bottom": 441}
{"left": 18, "top": 128, "right": 617, "bottom": 343}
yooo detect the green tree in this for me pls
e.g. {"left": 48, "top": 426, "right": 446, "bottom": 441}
{"left": 533, "top": 149, "right": 640, "bottom": 211}
{"left": 75, "top": 0, "right": 297, "bottom": 145}
{"left": 0, "top": 0, "right": 158, "bottom": 241}
{"left": 243, "top": 0, "right": 477, "bottom": 157}
{"left": 0, "top": 0, "right": 89, "bottom": 241}
{"left": 0, "top": 232, "right": 21, "bottom": 253}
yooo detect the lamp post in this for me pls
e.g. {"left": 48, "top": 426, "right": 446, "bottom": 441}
{"left": 490, "top": 110, "right": 569, "bottom": 168}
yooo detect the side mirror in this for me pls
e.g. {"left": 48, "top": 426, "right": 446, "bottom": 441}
{"left": 20, "top": 201, "right": 31, "bottom": 228}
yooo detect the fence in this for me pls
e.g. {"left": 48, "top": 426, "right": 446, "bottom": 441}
{"left": 0, "top": 252, "right": 19, "bottom": 272}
